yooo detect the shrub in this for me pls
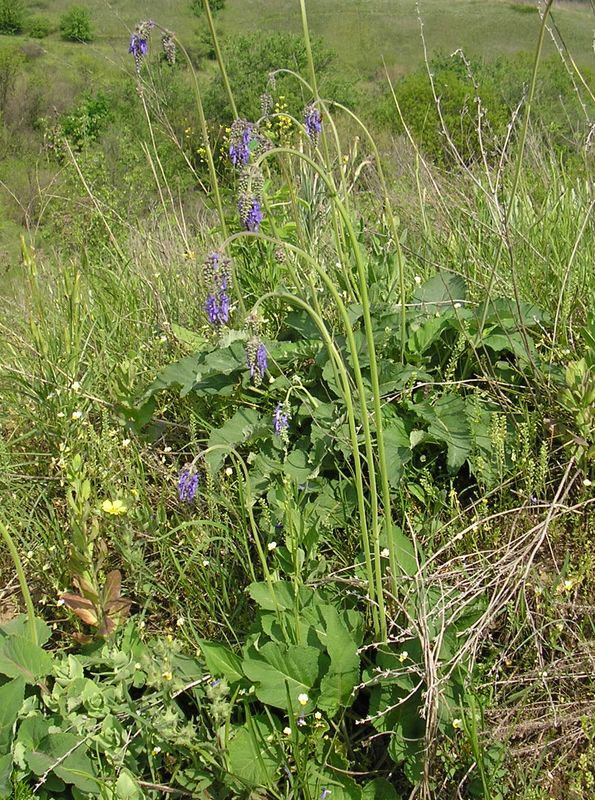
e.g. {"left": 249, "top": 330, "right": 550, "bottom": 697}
{"left": 190, "top": 0, "right": 225, "bottom": 14}
{"left": 375, "top": 54, "right": 510, "bottom": 166}
{"left": 0, "top": 0, "right": 26, "bottom": 34}
{"left": 26, "top": 14, "right": 53, "bottom": 38}
{"left": 204, "top": 31, "right": 356, "bottom": 124}
{"left": 60, "top": 5, "right": 93, "bottom": 42}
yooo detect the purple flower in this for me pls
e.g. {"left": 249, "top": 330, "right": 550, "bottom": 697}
{"left": 304, "top": 104, "right": 322, "bottom": 143}
{"left": 273, "top": 403, "right": 290, "bottom": 436}
{"left": 239, "top": 196, "right": 263, "bottom": 232}
{"left": 178, "top": 469, "right": 199, "bottom": 502}
{"left": 246, "top": 338, "right": 267, "bottom": 384}
{"left": 320, "top": 790, "right": 332, "bottom": 800}
{"left": 205, "top": 291, "right": 230, "bottom": 326}
{"left": 229, "top": 120, "right": 253, "bottom": 167}
{"left": 203, "top": 251, "right": 232, "bottom": 327}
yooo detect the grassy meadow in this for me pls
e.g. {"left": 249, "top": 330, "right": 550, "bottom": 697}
{"left": 0, "top": 0, "right": 594, "bottom": 798}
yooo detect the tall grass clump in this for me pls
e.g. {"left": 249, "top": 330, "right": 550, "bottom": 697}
{"left": 0, "top": 0, "right": 593, "bottom": 798}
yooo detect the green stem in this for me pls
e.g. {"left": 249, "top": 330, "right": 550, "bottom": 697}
{"left": 202, "top": 0, "right": 238, "bottom": 120}
{"left": 0, "top": 521, "right": 37, "bottom": 645}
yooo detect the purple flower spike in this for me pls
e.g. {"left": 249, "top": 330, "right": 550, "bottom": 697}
{"left": 178, "top": 469, "right": 199, "bottom": 502}
{"left": 240, "top": 198, "right": 263, "bottom": 232}
{"left": 304, "top": 104, "right": 322, "bottom": 144}
{"left": 273, "top": 403, "right": 290, "bottom": 436}
{"left": 246, "top": 338, "right": 267, "bottom": 385}
{"left": 256, "top": 342, "right": 267, "bottom": 375}
{"left": 229, "top": 120, "right": 253, "bottom": 167}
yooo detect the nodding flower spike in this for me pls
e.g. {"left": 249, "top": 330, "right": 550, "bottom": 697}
{"left": 178, "top": 468, "right": 199, "bottom": 503}
{"left": 229, "top": 119, "right": 253, "bottom": 167}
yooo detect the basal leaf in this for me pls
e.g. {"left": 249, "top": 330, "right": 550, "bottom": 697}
{"left": 26, "top": 732, "right": 98, "bottom": 794}
{"left": 412, "top": 272, "right": 467, "bottom": 307}
{"left": 0, "top": 616, "right": 52, "bottom": 647}
{"left": 0, "top": 636, "right": 53, "bottom": 683}
{"left": 414, "top": 393, "right": 471, "bottom": 471}
{"left": 198, "top": 640, "right": 243, "bottom": 684}
{"left": 383, "top": 417, "right": 411, "bottom": 487}
{"left": 242, "top": 642, "right": 321, "bottom": 709}
{"left": 206, "top": 407, "right": 263, "bottom": 472}
{"left": 0, "top": 676, "right": 25, "bottom": 754}
{"left": 227, "top": 716, "right": 280, "bottom": 787}
{"left": 247, "top": 581, "right": 316, "bottom": 612}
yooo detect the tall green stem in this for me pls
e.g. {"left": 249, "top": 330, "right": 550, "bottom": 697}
{"left": 0, "top": 521, "right": 37, "bottom": 645}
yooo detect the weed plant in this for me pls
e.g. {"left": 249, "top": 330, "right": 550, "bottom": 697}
{"left": 0, "top": 1, "right": 593, "bottom": 799}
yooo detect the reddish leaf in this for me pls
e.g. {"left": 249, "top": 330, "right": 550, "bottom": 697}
{"left": 60, "top": 594, "right": 99, "bottom": 626}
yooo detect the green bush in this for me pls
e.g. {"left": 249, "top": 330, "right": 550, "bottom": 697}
{"left": 60, "top": 5, "right": 93, "bottom": 42}
{"left": 204, "top": 31, "right": 356, "bottom": 124}
{"left": 25, "top": 14, "right": 53, "bottom": 38}
{"left": 0, "top": 0, "right": 26, "bottom": 34}
{"left": 191, "top": 0, "right": 225, "bottom": 14}
{"left": 376, "top": 54, "right": 509, "bottom": 166}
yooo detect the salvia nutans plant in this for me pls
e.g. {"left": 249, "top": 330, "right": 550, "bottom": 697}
{"left": 2, "top": 0, "right": 594, "bottom": 799}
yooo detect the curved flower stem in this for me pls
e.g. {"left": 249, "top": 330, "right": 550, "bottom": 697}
{"left": 253, "top": 290, "right": 383, "bottom": 636}
{"left": 256, "top": 147, "right": 396, "bottom": 602}
{"left": 330, "top": 100, "right": 408, "bottom": 362}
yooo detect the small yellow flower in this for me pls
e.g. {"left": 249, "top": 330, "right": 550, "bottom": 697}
{"left": 101, "top": 499, "right": 128, "bottom": 516}
{"left": 162, "top": 671, "right": 173, "bottom": 681}
{"left": 399, "top": 650, "right": 408, "bottom": 663}
{"left": 452, "top": 718, "right": 463, "bottom": 730}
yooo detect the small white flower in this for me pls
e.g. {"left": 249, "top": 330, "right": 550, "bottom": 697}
{"left": 26, "top": 550, "right": 33, "bottom": 559}
{"left": 71, "top": 410, "right": 83, "bottom": 420}
{"left": 122, "top": 438, "right": 131, "bottom": 447}
{"left": 314, "top": 711, "right": 322, "bottom": 720}
{"left": 297, "top": 693, "right": 309, "bottom": 706}
{"left": 452, "top": 718, "right": 463, "bottom": 730}
{"left": 583, "top": 478, "right": 592, "bottom": 487}
{"left": 202, "top": 559, "right": 210, "bottom": 567}
{"left": 71, "top": 381, "right": 81, "bottom": 392}
{"left": 57, "top": 412, "right": 65, "bottom": 419}
{"left": 414, "top": 275, "right": 422, "bottom": 285}
{"left": 57, "top": 598, "right": 65, "bottom": 606}
{"left": 225, "top": 466, "right": 233, "bottom": 476}
{"left": 176, "top": 617, "right": 185, "bottom": 627}
{"left": 454, "top": 302, "right": 462, "bottom": 309}
{"left": 151, "top": 745, "right": 162, "bottom": 755}
{"left": 268, "top": 541, "right": 277, "bottom": 551}
{"left": 380, "top": 547, "right": 390, "bottom": 558}
{"left": 399, "top": 650, "right": 408, "bottom": 663}
{"left": 283, "top": 726, "right": 292, "bottom": 736}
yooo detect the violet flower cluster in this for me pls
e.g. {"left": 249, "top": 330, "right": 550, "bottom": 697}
{"left": 128, "top": 21, "right": 154, "bottom": 71}
{"left": 304, "top": 104, "right": 322, "bottom": 145}
{"left": 246, "top": 337, "right": 267, "bottom": 385}
{"left": 229, "top": 119, "right": 253, "bottom": 167}
{"left": 238, "top": 195, "right": 263, "bottom": 233}
{"left": 178, "top": 468, "right": 199, "bottom": 503}
{"left": 273, "top": 403, "right": 290, "bottom": 436}
{"left": 203, "top": 251, "right": 231, "bottom": 326}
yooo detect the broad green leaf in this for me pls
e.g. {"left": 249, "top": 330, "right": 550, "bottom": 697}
{"left": 362, "top": 777, "right": 401, "bottom": 800}
{"left": 242, "top": 642, "right": 321, "bottom": 709}
{"left": 143, "top": 353, "right": 203, "bottom": 398}
{"left": 0, "top": 752, "right": 12, "bottom": 798}
{"left": 283, "top": 448, "right": 316, "bottom": 483}
{"left": 198, "top": 640, "right": 243, "bottom": 684}
{"left": 412, "top": 272, "right": 467, "bottom": 307}
{"left": 383, "top": 525, "right": 420, "bottom": 577}
{"left": 0, "top": 676, "right": 25, "bottom": 754}
{"left": 306, "top": 762, "right": 362, "bottom": 800}
{"left": 170, "top": 324, "right": 207, "bottom": 351}
{"left": 315, "top": 606, "right": 360, "bottom": 714}
{"left": 0, "top": 616, "right": 52, "bottom": 646}
{"left": 383, "top": 417, "right": 411, "bottom": 487}
{"left": 227, "top": 716, "right": 280, "bottom": 787}
{"left": 26, "top": 732, "right": 98, "bottom": 794}
{"left": 206, "top": 407, "right": 263, "bottom": 472}
{"left": 247, "top": 581, "right": 316, "bottom": 612}
{"left": 408, "top": 315, "right": 449, "bottom": 354}
{"left": 16, "top": 715, "right": 50, "bottom": 752}
{"left": 115, "top": 768, "right": 142, "bottom": 800}
{"left": 0, "top": 635, "right": 53, "bottom": 683}
{"left": 414, "top": 393, "right": 471, "bottom": 471}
